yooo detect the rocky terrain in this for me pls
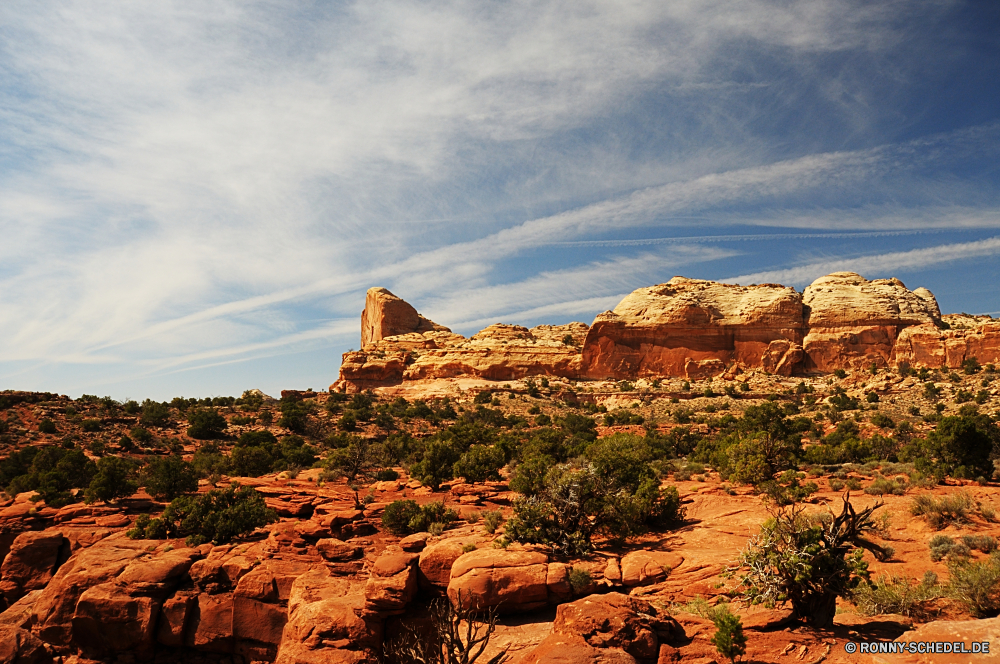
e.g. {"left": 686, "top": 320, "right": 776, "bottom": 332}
{"left": 334, "top": 272, "right": 1000, "bottom": 392}
{"left": 1, "top": 273, "right": 1000, "bottom": 664}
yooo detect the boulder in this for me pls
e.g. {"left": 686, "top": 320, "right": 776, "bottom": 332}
{"left": 316, "top": 538, "right": 363, "bottom": 562}
{"left": 0, "top": 531, "right": 66, "bottom": 606}
{"left": 0, "top": 624, "right": 52, "bottom": 664}
{"left": 447, "top": 549, "right": 549, "bottom": 613}
{"left": 156, "top": 592, "right": 196, "bottom": 647}
{"left": 522, "top": 633, "right": 639, "bottom": 663}
{"left": 550, "top": 593, "right": 682, "bottom": 662}
{"left": 399, "top": 532, "right": 432, "bottom": 552}
{"left": 365, "top": 552, "right": 418, "bottom": 611}
{"left": 276, "top": 569, "right": 379, "bottom": 664}
{"left": 187, "top": 592, "right": 234, "bottom": 653}
{"left": 30, "top": 539, "right": 151, "bottom": 646}
{"left": 418, "top": 539, "right": 470, "bottom": 589}
{"left": 620, "top": 551, "right": 683, "bottom": 587}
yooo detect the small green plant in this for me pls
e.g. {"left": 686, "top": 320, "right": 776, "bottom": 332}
{"left": 461, "top": 543, "right": 477, "bottom": 553}
{"left": 845, "top": 478, "right": 862, "bottom": 491}
{"left": 709, "top": 605, "right": 747, "bottom": 664}
{"left": 429, "top": 522, "right": 446, "bottom": 536}
{"left": 829, "top": 479, "right": 845, "bottom": 492}
{"left": 38, "top": 419, "right": 57, "bottom": 434}
{"left": 482, "top": 509, "right": 503, "bottom": 534}
{"left": 946, "top": 552, "right": 1000, "bottom": 617}
{"left": 382, "top": 499, "right": 459, "bottom": 535}
{"left": 568, "top": 568, "right": 592, "bottom": 594}
{"left": 833, "top": 369, "right": 847, "bottom": 379}
{"left": 910, "top": 492, "right": 974, "bottom": 530}
{"left": 851, "top": 573, "right": 939, "bottom": 616}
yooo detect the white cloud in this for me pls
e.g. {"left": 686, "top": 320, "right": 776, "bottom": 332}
{"left": 723, "top": 236, "right": 1000, "bottom": 287}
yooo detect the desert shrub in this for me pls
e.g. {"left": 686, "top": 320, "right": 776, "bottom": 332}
{"left": 323, "top": 436, "right": 383, "bottom": 482}
{"left": 129, "top": 483, "right": 276, "bottom": 545}
{"left": 728, "top": 497, "right": 890, "bottom": 627}
{"left": 947, "top": 553, "right": 1000, "bottom": 617}
{"left": 709, "top": 605, "right": 746, "bottom": 664}
{"left": 845, "top": 478, "right": 862, "bottom": 491}
{"left": 851, "top": 573, "right": 940, "bottom": 616}
{"left": 140, "top": 400, "right": 171, "bottom": 427}
{"left": 382, "top": 499, "right": 458, "bottom": 535}
{"left": 85, "top": 456, "right": 138, "bottom": 504}
{"left": 143, "top": 455, "right": 199, "bottom": 501}
{"left": 376, "top": 468, "right": 400, "bottom": 481}
{"left": 38, "top": 419, "right": 57, "bottom": 434}
{"left": 187, "top": 408, "right": 228, "bottom": 439}
{"left": 829, "top": 479, "right": 845, "bottom": 491}
{"left": 870, "top": 413, "right": 894, "bottom": 429}
{"left": 928, "top": 535, "right": 965, "bottom": 562}
{"left": 482, "top": 509, "right": 503, "bottom": 534}
{"left": 409, "top": 439, "right": 461, "bottom": 490}
{"left": 130, "top": 427, "right": 154, "bottom": 446}
{"left": 864, "top": 475, "right": 908, "bottom": 496}
{"left": 910, "top": 492, "right": 974, "bottom": 530}
{"left": 231, "top": 445, "right": 274, "bottom": 477}
{"left": 384, "top": 592, "right": 509, "bottom": 664}
{"left": 914, "top": 415, "right": 999, "bottom": 480}
{"left": 278, "top": 398, "right": 310, "bottom": 433}
{"left": 568, "top": 568, "right": 592, "bottom": 594}
{"left": 80, "top": 419, "right": 102, "bottom": 432}
{"left": 509, "top": 453, "right": 556, "bottom": 496}
{"left": 191, "top": 442, "right": 229, "bottom": 477}
{"left": 1, "top": 445, "right": 96, "bottom": 507}
{"left": 453, "top": 445, "right": 505, "bottom": 484}
{"left": 505, "top": 462, "right": 684, "bottom": 555}
{"left": 962, "top": 534, "right": 999, "bottom": 554}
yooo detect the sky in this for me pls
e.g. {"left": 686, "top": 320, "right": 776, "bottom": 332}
{"left": 2, "top": 0, "right": 999, "bottom": 401}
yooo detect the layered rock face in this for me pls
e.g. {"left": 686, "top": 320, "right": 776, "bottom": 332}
{"left": 334, "top": 273, "right": 999, "bottom": 390}
{"left": 581, "top": 278, "right": 806, "bottom": 380}
{"left": 801, "top": 272, "right": 942, "bottom": 372}
{"left": 360, "top": 287, "right": 450, "bottom": 347}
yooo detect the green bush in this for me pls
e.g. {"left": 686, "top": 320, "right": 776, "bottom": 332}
{"left": 231, "top": 446, "right": 274, "bottom": 477}
{"left": 187, "top": 408, "right": 228, "bottom": 439}
{"left": 143, "top": 455, "right": 199, "bottom": 501}
{"left": 323, "top": 436, "right": 383, "bottom": 482}
{"left": 128, "top": 483, "right": 276, "bottom": 545}
{"left": 851, "top": 573, "right": 939, "bottom": 616}
{"left": 910, "top": 492, "right": 974, "bottom": 530}
{"left": 453, "top": 445, "right": 505, "bottom": 484}
{"left": 907, "top": 414, "right": 999, "bottom": 480}
{"left": 38, "top": 419, "right": 57, "bottom": 434}
{"left": 381, "top": 499, "right": 458, "bottom": 535}
{"left": 85, "top": 456, "right": 138, "bottom": 504}
{"left": 947, "top": 553, "right": 1000, "bottom": 617}
{"left": 140, "top": 400, "right": 171, "bottom": 428}
{"left": 729, "top": 497, "right": 890, "bottom": 627}
{"left": 482, "top": 509, "right": 503, "bottom": 534}
{"left": 192, "top": 442, "right": 230, "bottom": 478}
{"left": 864, "top": 475, "right": 908, "bottom": 496}
{"left": 568, "top": 568, "right": 592, "bottom": 594}
{"left": 1, "top": 445, "right": 96, "bottom": 507}
{"left": 709, "top": 605, "right": 746, "bottom": 664}
{"left": 81, "top": 419, "right": 102, "bottom": 432}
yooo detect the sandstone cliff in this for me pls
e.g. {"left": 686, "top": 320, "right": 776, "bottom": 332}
{"left": 333, "top": 273, "right": 998, "bottom": 391}
{"left": 360, "top": 287, "right": 450, "bottom": 347}
{"left": 801, "top": 272, "right": 942, "bottom": 372}
{"left": 581, "top": 277, "right": 805, "bottom": 380}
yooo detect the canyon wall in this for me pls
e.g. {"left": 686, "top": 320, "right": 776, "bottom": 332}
{"left": 332, "top": 273, "right": 1000, "bottom": 392}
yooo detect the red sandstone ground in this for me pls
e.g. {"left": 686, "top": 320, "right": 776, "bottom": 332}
{"left": 1, "top": 363, "right": 999, "bottom": 663}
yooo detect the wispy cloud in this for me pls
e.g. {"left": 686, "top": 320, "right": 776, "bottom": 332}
{"left": 0, "top": 0, "right": 996, "bottom": 397}
{"left": 723, "top": 237, "right": 1000, "bottom": 287}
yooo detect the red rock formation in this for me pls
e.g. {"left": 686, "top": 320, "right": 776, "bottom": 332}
{"left": 801, "top": 273, "right": 941, "bottom": 371}
{"left": 893, "top": 315, "right": 1000, "bottom": 368}
{"left": 447, "top": 549, "right": 550, "bottom": 613}
{"left": 581, "top": 278, "right": 806, "bottom": 380}
{"left": 361, "top": 287, "right": 450, "bottom": 347}
{"left": 333, "top": 273, "right": 1000, "bottom": 389}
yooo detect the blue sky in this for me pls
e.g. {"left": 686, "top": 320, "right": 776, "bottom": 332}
{"left": 2, "top": 1, "right": 999, "bottom": 400}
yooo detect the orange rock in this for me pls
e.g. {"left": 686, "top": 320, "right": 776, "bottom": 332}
{"left": 582, "top": 278, "right": 805, "bottom": 380}
{"left": 364, "top": 552, "right": 418, "bottom": 612}
{"left": 447, "top": 549, "right": 549, "bottom": 613}
{"left": 316, "top": 538, "right": 363, "bottom": 562}
{"left": 0, "top": 624, "right": 51, "bottom": 664}
{"left": 550, "top": 593, "right": 681, "bottom": 661}
{"left": 870, "top": 616, "right": 1000, "bottom": 663}
{"left": 0, "top": 530, "right": 66, "bottom": 607}
{"left": 361, "top": 287, "right": 450, "bottom": 348}
{"left": 619, "top": 551, "right": 683, "bottom": 587}
{"left": 521, "top": 632, "right": 639, "bottom": 663}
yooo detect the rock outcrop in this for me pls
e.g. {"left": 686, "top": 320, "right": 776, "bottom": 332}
{"left": 361, "top": 287, "right": 450, "bottom": 347}
{"left": 801, "top": 272, "right": 942, "bottom": 372}
{"left": 332, "top": 273, "right": 999, "bottom": 390}
{"left": 581, "top": 278, "right": 806, "bottom": 380}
